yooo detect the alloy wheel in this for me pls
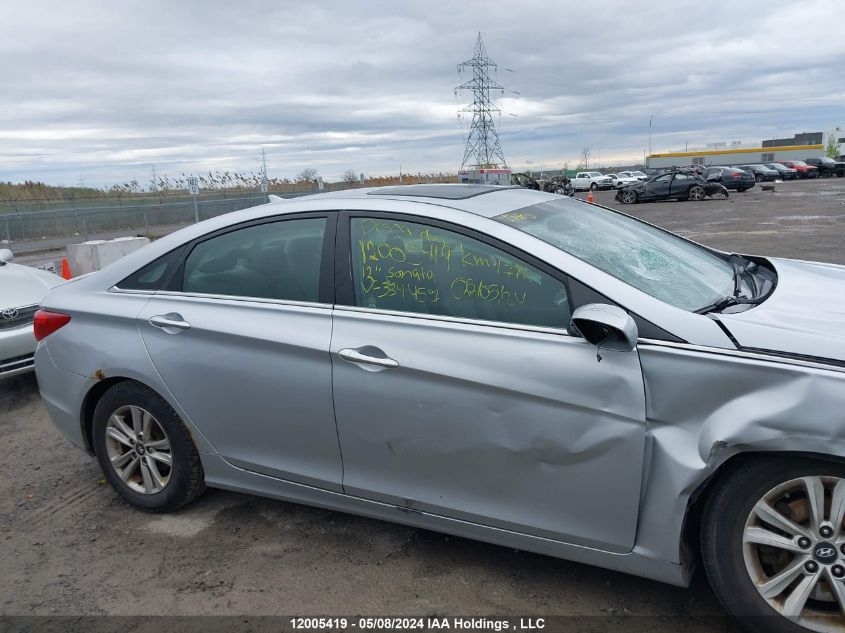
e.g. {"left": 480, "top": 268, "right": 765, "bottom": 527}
{"left": 689, "top": 186, "right": 705, "bottom": 201}
{"left": 621, "top": 190, "right": 636, "bottom": 204}
{"left": 104, "top": 405, "right": 173, "bottom": 494}
{"left": 743, "top": 475, "right": 845, "bottom": 631}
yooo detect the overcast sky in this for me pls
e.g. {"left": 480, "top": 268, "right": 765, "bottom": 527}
{"left": 1, "top": 0, "right": 843, "bottom": 187}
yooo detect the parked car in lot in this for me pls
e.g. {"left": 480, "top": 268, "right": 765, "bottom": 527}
{"left": 0, "top": 248, "right": 64, "bottom": 378}
{"left": 34, "top": 184, "right": 845, "bottom": 632}
{"left": 572, "top": 171, "right": 613, "bottom": 191}
{"left": 764, "top": 162, "right": 799, "bottom": 180}
{"left": 616, "top": 169, "right": 727, "bottom": 204}
{"left": 779, "top": 160, "right": 819, "bottom": 179}
{"left": 705, "top": 166, "right": 757, "bottom": 192}
{"left": 804, "top": 157, "right": 845, "bottom": 178}
{"left": 618, "top": 170, "right": 648, "bottom": 181}
{"left": 510, "top": 172, "right": 541, "bottom": 190}
{"left": 606, "top": 173, "right": 640, "bottom": 188}
{"left": 738, "top": 164, "right": 779, "bottom": 182}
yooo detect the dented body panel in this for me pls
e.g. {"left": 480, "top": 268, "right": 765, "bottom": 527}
{"left": 717, "top": 257, "right": 845, "bottom": 362}
{"left": 331, "top": 307, "right": 647, "bottom": 552}
{"left": 635, "top": 340, "right": 845, "bottom": 566}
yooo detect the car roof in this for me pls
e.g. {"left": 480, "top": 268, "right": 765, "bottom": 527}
{"left": 365, "top": 184, "right": 513, "bottom": 200}
{"left": 271, "top": 184, "right": 560, "bottom": 219}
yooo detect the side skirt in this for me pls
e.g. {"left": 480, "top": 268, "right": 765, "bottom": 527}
{"left": 200, "top": 452, "right": 691, "bottom": 588}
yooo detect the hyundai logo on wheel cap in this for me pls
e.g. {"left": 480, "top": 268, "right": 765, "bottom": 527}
{"left": 814, "top": 543, "right": 838, "bottom": 564}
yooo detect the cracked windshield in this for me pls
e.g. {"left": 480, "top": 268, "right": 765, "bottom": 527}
{"left": 496, "top": 199, "right": 735, "bottom": 311}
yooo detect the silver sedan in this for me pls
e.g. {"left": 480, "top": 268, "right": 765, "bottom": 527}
{"left": 35, "top": 184, "right": 845, "bottom": 632}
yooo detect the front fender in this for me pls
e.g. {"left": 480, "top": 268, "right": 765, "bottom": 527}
{"left": 632, "top": 341, "right": 845, "bottom": 566}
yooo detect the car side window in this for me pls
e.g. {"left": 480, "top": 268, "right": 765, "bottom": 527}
{"left": 117, "top": 246, "right": 186, "bottom": 291}
{"left": 654, "top": 174, "right": 671, "bottom": 182}
{"left": 182, "top": 218, "right": 326, "bottom": 302}
{"left": 349, "top": 217, "right": 570, "bottom": 329}
{"left": 673, "top": 173, "right": 690, "bottom": 181}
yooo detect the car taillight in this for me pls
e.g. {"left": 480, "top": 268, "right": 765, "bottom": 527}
{"left": 33, "top": 310, "right": 71, "bottom": 341}
{"left": 732, "top": 173, "right": 741, "bottom": 178}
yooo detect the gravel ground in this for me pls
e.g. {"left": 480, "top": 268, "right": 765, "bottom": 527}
{"left": 1, "top": 177, "right": 843, "bottom": 625}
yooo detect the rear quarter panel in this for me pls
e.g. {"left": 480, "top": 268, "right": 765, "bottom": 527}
{"left": 39, "top": 285, "right": 217, "bottom": 453}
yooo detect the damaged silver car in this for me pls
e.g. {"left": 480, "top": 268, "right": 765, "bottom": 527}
{"left": 35, "top": 184, "right": 845, "bottom": 632}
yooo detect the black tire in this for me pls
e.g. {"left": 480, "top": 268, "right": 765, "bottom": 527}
{"left": 755, "top": 174, "right": 763, "bottom": 183}
{"left": 92, "top": 381, "right": 206, "bottom": 512}
{"left": 701, "top": 456, "right": 845, "bottom": 633}
{"left": 590, "top": 182, "right": 598, "bottom": 191}
{"left": 737, "top": 187, "right": 747, "bottom": 192}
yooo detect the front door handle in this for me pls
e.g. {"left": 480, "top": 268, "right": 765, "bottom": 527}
{"left": 338, "top": 347, "right": 399, "bottom": 369}
{"left": 149, "top": 313, "right": 191, "bottom": 331}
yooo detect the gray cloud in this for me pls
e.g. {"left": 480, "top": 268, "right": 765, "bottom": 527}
{"left": 0, "top": 0, "right": 842, "bottom": 186}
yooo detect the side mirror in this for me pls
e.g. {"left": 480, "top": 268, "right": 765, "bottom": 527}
{"left": 569, "top": 303, "right": 638, "bottom": 356}
{"left": 0, "top": 248, "right": 14, "bottom": 263}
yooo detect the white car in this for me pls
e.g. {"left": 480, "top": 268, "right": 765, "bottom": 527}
{"left": 606, "top": 173, "right": 640, "bottom": 188}
{"left": 572, "top": 172, "right": 614, "bottom": 191}
{"left": 619, "top": 170, "right": 648, "bottom": 181}
{"left": 0, "top": 248, "right": 64, "bottom": 378}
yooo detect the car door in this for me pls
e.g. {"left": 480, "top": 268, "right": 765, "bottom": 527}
{"left": 137, "top": 213, "right": 345, "bottom": 491}
{"left": 330, "top": 212, "right": 647, "bottom": 552}
{"left": 668, "top": 172, "right": 692, "bottom": 198}
{"left": 573, "top": 172, "right": 588, "bottom": 190}
{"left": 644, "top": 173, "right": 672, "bottom": 200}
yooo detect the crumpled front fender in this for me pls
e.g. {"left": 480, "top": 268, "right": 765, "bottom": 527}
{"left": 633, "top": 341, "right": 845, "bottom": 568}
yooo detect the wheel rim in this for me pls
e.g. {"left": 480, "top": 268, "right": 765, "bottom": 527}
{"left": 689, "top": 186, "right": 705, "bottom": 201}
{"left": 622, "top": 191, "right": 635, "bottom": 203}
{"left": 743, "top": 476, "right": 845, "bottom": 631}
{"left": 105, "top": 405, "right": 173, "bottom": 494}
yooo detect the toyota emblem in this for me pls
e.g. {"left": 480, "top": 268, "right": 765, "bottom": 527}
{"left": 1, "top": 307, "right": 19, "bottom": 320}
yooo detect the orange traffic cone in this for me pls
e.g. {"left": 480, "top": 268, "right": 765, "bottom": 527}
{"left": 587, "top": 190, "right": 594, "bottom": 203}
{"left": 61, "top": 258, "right": 73, "bottom": 280}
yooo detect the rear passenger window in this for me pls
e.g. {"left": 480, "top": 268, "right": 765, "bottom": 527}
{"left": 350, "top": 217, "right": 570, "bottom": 329}
{"left": 117, "top": 246, "right": 185, "bottom": 291}
{"left": 183, "top": 218, "right": 326, "bottom": 302}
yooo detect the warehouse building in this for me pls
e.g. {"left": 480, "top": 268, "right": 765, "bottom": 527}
{"left": 646, "top": 130, "right": 842, "bottom": 169}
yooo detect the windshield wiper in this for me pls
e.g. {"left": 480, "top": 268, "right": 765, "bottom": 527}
{"left": 697, "top": 256, "right": 762, "bottom": 314}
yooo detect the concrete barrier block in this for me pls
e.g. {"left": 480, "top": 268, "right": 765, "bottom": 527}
{"left": 67, "top": 236, "right": 150, "bottom": 276}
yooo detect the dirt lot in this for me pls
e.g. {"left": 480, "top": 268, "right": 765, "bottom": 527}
{"left": 1, "top": 178, "right": 843, "bottom": 626}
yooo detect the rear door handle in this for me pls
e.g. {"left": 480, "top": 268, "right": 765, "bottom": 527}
{"left": 149, "top": 313, "right": 191, "bottom": 331}
{"left": 338, "top": 347, "right": 399, "bottom": 369}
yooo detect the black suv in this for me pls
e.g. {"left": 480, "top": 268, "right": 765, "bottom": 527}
{"left": 804, "top": 157, "right": 845, "bottom": 178}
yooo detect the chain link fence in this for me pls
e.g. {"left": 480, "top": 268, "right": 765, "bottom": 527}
{"left": 0, "top": 188, "right": 333, "bottom": 245}
{"left": 0, "top": 176, "right": 460, "bottom": 250}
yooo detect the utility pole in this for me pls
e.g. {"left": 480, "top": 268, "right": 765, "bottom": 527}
{"left": 260, "top": 147, "right": 269, "bottom": 196}
{"left": 456, "top": 32, "right": 508, "bottom": 170}
{"left": 151, "top": 164, "right": 158, "bottom": 192}
{"left": 648, "top": 115, "right": 653, "bottom": 159}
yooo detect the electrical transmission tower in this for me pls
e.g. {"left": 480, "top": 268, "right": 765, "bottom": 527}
{"left": 456, "top": 33, "right": 508, "bottom": 170}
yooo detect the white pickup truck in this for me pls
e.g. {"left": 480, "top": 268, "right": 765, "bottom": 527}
{"left": 572, "top": 172, "right": 614, "bottom": 191}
